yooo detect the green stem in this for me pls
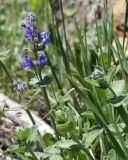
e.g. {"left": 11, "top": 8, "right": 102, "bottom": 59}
{"left": 0, "top": 60, "right": 14, "bottom": 84}
{"left": 42, "top": 87, "right": 60, "bottom": 140}
{"left": 59, "top": 0, "right": 67, "bottom": 45}
{"left": 26, "top": 109, "right": 36, "bottom": 125}
{"left": 70, "top": 132, "right": 95, "bottom": 160}
{"left": 38, "top": 67, "right": 60, "bottom": 140}
{"left": 44, "top": 50, "right": 64, "bottom": 95}
{"left": 28, "top": 147, "right": 38, "bottom": 160}
{"left": 33, "top": 39, "right": 59, "bottom": 140}
{"left": 51, "top": 82, "right": 57, "bottom": 102}
{"left": 25, "top": 109, "right": 45, "bottom": 149}
{"left": 95, "top": 12, "right": 105, "bottom": 70}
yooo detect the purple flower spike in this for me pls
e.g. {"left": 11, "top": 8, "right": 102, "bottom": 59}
{"left": 26, "top": 12, "right": 36, "bottom": 23}
{"left": 22, "top": 54, "right": 33, "bottom": 70}
{"left": 21, "top": 25, "right": 33, "bottom": 41}
{"left": 39, "top": 54, "right": 46, "bottom": 66}
{"left": 40, "top": 32, "right": 50, "bottom": 46}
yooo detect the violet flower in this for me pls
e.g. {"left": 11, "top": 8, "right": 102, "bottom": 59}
{"left": 92, "top": 68, "right": 104, "bottom": 79}
{"left": 40, "top": 32, "right": 50, "bottom": 45}
{"left": 22, "top": 54, "right": 46, "bottom": 70}
{"left": 22, "top": 54, "right": 34, "bottom": 70}
{"left": 13, "top": 81, "right": 27, "bottom": 92}
{"left": 39, "top": 54, "right": 46, "bottom": 66}
{"left": 21, "top": 24, "right": 33, "bottom": 42}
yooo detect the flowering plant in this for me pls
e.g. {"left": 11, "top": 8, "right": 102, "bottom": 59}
{"left": 1, "top": 1, "right": 128, "bottom": 160}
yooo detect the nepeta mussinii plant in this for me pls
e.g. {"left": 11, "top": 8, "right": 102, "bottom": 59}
{"left": 21, "top": 12, "right": 50, "bottom": 71}
{"left": 21, "top": 12, "right": 60, "bottom": 142}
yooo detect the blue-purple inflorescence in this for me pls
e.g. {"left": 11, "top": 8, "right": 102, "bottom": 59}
{"left": 21, "top": 12, "right": 50, "bottom": 45}
{"left": 22, "top": 54, "right": 46, "bottom": 70}
{"left": 22, "top": 54, "right": 33, "bottom": 70}
{"left": 21, "top": 24, "right": 33, "bottom": 42}
{"left": 13, "top": 81, "right": 26, "bottom": 92}
{"left": 21, "top": 12, "right": 49, "bottom": 71}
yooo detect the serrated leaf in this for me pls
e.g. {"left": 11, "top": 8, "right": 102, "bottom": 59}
{"left": 34, "top": 152, "right": 48, "bottom": 159}
{"left": 44, "top": 146, "right": 60, "bottom": 155}
{"left": 108, "top": 123, "right": 125, "bottom": 134}
{"left": 84, "top": 76, "right": 100, "bottom": 87}
{"left": 8, "top": 145, "right": 26, "bottom": 153}
{"left": 106, "top": 80, "right": 126, "bottom": 99}
{"left": 112, "top": 80, "right": 126, "bottom": 96}
{"left": 49, "top": 155, "right": 63, "bottom": 160}
{"left": 57, "top": 121, "right": 73, "bottom": 132}
{"left": 20, "top": 128, "right": 31, "bottom": 141}
{"left": 17, "top": 153, "right": 31, "bottom": 160}
{"left": 83, "top": 129, "right": 103, "bottom": 148}
{"left": 105, "top": 149, "right": 117, "bottom": 160}
{"left": 12, "top": 127, "right": 30, "bottom": 141}
{"left": 27, "top": 125, "right": 38, "bottom": 143}
{"left": 55, "top": 139, "right": 77, "bottom": 149}
{"left": 13, "top": 126, "right": 39, "bottom": 143}
{"left": 106, "top": 65, "right": 116, "bottom": 84}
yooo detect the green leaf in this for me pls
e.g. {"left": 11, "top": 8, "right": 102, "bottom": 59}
{"left": 84, "top": 76, "right": 100, "bottom": 87}
{"left": 49, "top": 155, "right": 63, "bottom": 160}
{"left": 27, "top": 125, "right": 38, "bottom": 143}
{"left": 8, "top": 145, "right": 26, "bottom": 153}
{"left": 17, "top": 153, "right": 31, "bottom": 160}
{"left": 55, "top": 139, "right": 77, "bottom": 149}
{"left": 57, "top": 121, "right": 75, "bottom": 132}
{"left": 106, "top": 96, "right": 126, "bottom": 107}
{"left": 12, "top": 127, "right": 30, "bottom": 141}
{"left": 105, "top": 149, "right": 117, "bottom": 160}
{"left": 44, "top": 146, "right": 60, "bottom": 155}
{"left": 106, "top": 80, "right": 126, "bottom": 98}
{"left": 13, "top": 126, "right": 39, "bottom": 143}
{"left": 81, "top": 111, "right": 95, "bottom": 120}
{"left": 43, "top": 133, "right": 56, "bottom": 147}
{"left": 33, "top": 152, "right": 48, "bottom": 159}
{"left": 64, "top": 88, "right": 75, "bottom": 99}
{"left": 83, "top": 129, "right": 103, "bottom": 148}
{"left": 108, "top": 123, "right": 125, "bottom": 134}
{"left": 112, "top": 80, "right": 127, "bottom": 96}
{"left": 106, "top": 65, "right": 116, "bottom": 84}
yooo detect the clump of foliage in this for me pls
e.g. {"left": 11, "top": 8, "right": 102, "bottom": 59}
{"left": 1, "top": 0, "right": 128, "bottom": 160}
